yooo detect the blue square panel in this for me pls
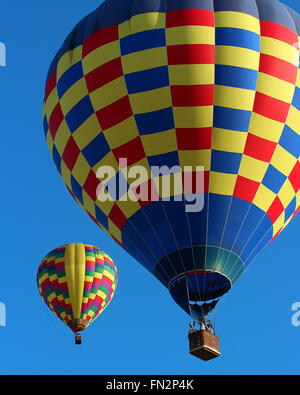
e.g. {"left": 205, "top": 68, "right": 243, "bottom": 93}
{"left": 262, "top": 164, "right": 287, "bottom": 194}
{"left": 82, "top": 132, "right": 110, "bottom": 167}
{"left": 65, "top": 95, "right": 94, "bottom": 133}
{"left": 211, "top": 150, "right": 242, "bottom": 174}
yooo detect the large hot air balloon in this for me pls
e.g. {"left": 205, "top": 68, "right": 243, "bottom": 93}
{"left": 42, "top": 0, "right": 300, "bottom": 326}
{"left": 37, "top": 243, "right": 118, "bottom": 344}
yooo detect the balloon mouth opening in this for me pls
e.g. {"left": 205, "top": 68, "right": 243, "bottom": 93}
{"left": 170, "top": 270, "right": 231, "bottom": 301}
{"left": 69, "top": 319, "right": 86, "bottom": 333}
{"left": 169, "top": 270, "right": 232, "bottom": 319}
{"left": 186, "top": 270, "right": 231, "bottom": 301}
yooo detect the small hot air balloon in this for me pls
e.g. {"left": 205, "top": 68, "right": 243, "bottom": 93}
{"left": 43, "top": 0, "right": 300, "bottom": 358}
{"left": 37, "top": 243, "right": 118, "bottom": 344}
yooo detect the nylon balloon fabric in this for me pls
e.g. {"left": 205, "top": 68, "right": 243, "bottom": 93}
{"left": 37, "top": 243, "right": 118, "bottom": 333}
{"left": 43, "top": 0, "right": 300, "bottom": 318}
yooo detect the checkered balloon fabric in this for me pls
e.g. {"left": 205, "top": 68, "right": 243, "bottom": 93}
{"left": 43, "top": 0, "right": 300, "bottom": 318}
{"left": 37, "top": 243, "right": 118, "bottom": 333}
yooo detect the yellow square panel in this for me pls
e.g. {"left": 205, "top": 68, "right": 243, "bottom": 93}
{"left": 249, "top": 112, "right": 284, "bottom": 142}
{"left": 270, "top": 145, "right": 297, "bottom": 176}
{"left": 286, "top": 105, "right": 300, "bottom": 135}
{"left": 103, "top": 116, "right": 140, "bottom": 150}
{"left": 168, "top": 64, "right": 215, "bottom": 85}
{"left": 54, "top": 120, "right": 71, "bottom": 155}
{"left": 45, "top": 88, "right": 60, "bottom": 118}
{"left": 166, "top": 26, "right": 215, "bottom": 46}
{"left": 108, "top": 218, "right": 123, "bottom": 243}
{"left": 141, "top": 129, "right": 178, "bottom": 157}
{"left": 94, "top": 271, "right": 103, "bottom": 280}
{"left": 71, "top": 154, "right": 91, "bottom": 186}
{"left": 252, "top": 184, "right": 276, "bottom": 212}
{"left": 82, "top": 41, "right": 121, "bottom": 75}
{"left": 60, "top": 161, "right": 71, "bottom": 189}
{"left": 215, "top": 11, "right": 260, "bottom": 34}
{"left": 173, "top": 106, "right": 213, "bottom": 128}
{"left": 178, "top": 149, "right": 211, "bottom": 171}
{"left": 209, "top": 172, "right": 237, "bottom": 195}
{"left": 255, "top": 73, "right": 295, "bottom": 103}
{"left": 212, "top": 128, "right": 247, "bottom": 153}
{"left": 59, "top": 78, "right": 89, "bottom": 115}
{"left": 129, "top": 86, "right": 172, "bottom": 114}
{"left": 119, "top": 12, "right": 165, "bottom": 38}
{"left": 103, "top": 270, "right": 115, "bottom": 283}
{"left": 277, "top": 179, "right": 296, "bottom": 208}
{"left": 89, "top": 77, "right": 127, "bottom": 111}
{"left": 72, "top": 113, "right": 102, "bottom": 151}
{"left": 261, "top": 36, "right": 298, "bottom": 65}
{"left": 238, "top": 154, "right": 269, "bottom": 182}
{"left": 46, "top": 131, "right": 54, "bottom": 153}
{"left": 215, "top": 46, "right": 260, "bottom": 70}
{"left": 84, "top": 276, "right": 94, "bottom": 284}
{"left": 56, "top": 46, "right": 83, "bottom": 81}
{"left": 97, "top": 290, "right": 108, "bottom": 301}
{"left": 214, "top": 85, "right": 256, "bottom": 111}
{"left": 121, "top": 47, "right": 168, "bottom": 74}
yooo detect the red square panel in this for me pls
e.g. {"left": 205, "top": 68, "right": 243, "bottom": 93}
{"left": 260, "top": 21, "right": 298, "bottom": 46}
{"left": 96, "top": 96, "right": 133, "bottom": 130}
{"left": 267, "top": 196, "right": 284, "bottom": 223}
{"left": 233, "top": 175, "right": 260, "bottom": 202}
{"left": 109, "top": 203, "right": 127, "bottom": 230}
{"left": 82, "top": 25, "right": 119, "bottom": 58}
{"left": 289, "top": 161, "right": 300, "bottom": 193}
{"left": 171, "top": 85, "right": 214, "bottom": 106}
{"left": 253, "top": 92, "right": 290, "bottom": 123}
{"left": 85, "top": 57, "right": 123, "bottom": 93}
{"left": 167, "top": 44, "right": 215, "bottom": 65}
{"left": 112, "top": 136, "right": 145, "bottom": 167}
{"left": 244, "top": 133, "right": 276, "bottom": 162}
{"left": 49, "top": 103, "right": 64, "bottom": 140}
{"left": 259, "top": 54, "right": 297, "bottom": 85}
{"left": 83, "top": 170, "right": 100, "bottom": 201}
{"left": 176, "top": 127, "right": 212, "bottom": 150}
{"left": 166, "top": 9, "right": 215, "bottom": 28}
{"left": 62, "top": 136, "right": 80, "bottom": 171}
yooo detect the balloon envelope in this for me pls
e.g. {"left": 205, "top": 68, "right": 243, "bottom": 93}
{"left": 43, "top": 0, "right": 300, "bottom": 319}
{"left": 37, "top": 243, "right": 118, "bottom": 333}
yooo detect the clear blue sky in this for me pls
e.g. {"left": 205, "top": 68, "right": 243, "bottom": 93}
{"left": 0, "top": 0, "right": 300, "bottom": 375}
